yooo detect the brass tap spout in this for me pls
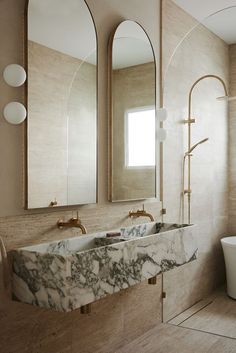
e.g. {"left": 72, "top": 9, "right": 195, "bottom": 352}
{"left": 129, "top": 205, "right": 154, "bottom": 222}
{"left": 57, "top": 212, "right": 87, "bottom": 234}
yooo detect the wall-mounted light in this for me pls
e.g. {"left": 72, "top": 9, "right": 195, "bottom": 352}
{"left": 156, "top": 107, "right": 167, "bottom": 121}
{"left": 3, "top": 102, "right": 27, "bottom": 125}
{"left": 3, "top": 64, "right": 26, "bottom": 87}
{"left": 2, "top": 64, "right": 27, "bottom": 124}
{"left": 156, "top": 128, "right": 167, "bottom": 142}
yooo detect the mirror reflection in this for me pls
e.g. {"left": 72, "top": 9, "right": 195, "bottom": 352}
{"left": 27, "top": 0, "right": 97, "bottom": 209}
{"left": 109, "top": 20, "right": 156, "bottom": 202}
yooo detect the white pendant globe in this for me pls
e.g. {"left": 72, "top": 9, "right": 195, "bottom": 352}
{"left": 3, "top": 64, "right": 26, "bottom": 87}
{"left": 3, "top": 102, "right": 27, "bottom": 125}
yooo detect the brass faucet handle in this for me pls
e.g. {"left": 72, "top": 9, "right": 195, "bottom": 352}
{"left": 71, "top": 211, "right": 80, "bottom": 221}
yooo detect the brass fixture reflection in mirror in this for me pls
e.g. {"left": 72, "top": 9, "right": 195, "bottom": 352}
{"left": 129, "top": 205, "right": 154, "bottom": 222}
{"left": 26, "top": 0, "right": 97, "bottom": 209}
{"left": 182, "top": 74, "right": 228, "bottom": 224}
{"left": 57, "top": 212, "right": 87, "bottom": 234}
{"left": 109, "top": 20, "right": 156, "bottom": 202}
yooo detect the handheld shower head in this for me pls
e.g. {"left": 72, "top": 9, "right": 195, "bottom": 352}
{"left": 186, "top": 138, "right": 209, "bottom": 155}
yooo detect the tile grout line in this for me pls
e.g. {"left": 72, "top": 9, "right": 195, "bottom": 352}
{"left": 177, "top": 324, "right": 236, "bottom": 342}
{"left": 176, "top": 301, "right": 213, "bottom": 326}
{"left": 167, "top": 299, "right": 213, "bottom": 326}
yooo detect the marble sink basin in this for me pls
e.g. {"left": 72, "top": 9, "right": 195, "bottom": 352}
{"left": 11, "top": 222, "right": 198, "bottom": 312}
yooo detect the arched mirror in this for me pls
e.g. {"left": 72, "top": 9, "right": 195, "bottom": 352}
{"left": 26, "top": 0, "right": 97, "bottom": 209}
{"left": 109, "top": 20, "right": 156, "bottom": 202}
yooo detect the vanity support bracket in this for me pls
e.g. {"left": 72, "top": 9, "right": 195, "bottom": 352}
{"left": 80, "top": 304, "right": 92, "bottom": 315}
{"left": 148, "top": 276, "right": 157, "bottom": 285}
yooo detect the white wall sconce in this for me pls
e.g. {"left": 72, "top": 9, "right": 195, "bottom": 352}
{"left": 3, "top": 64, "right": 26, "bottom": 87}
{"left": 3, "top": 102, "right": 27, "bottom": 125}
{"left": 157, "top": 107, "right": 167, "bottom": 122}
{"left": 2, "top": 64, "right": 27, "bottom": 124}
{"left": 157, "top": 128, "right": 167, "bottom": 142}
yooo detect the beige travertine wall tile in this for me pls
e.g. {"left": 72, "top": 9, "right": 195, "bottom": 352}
{"left": 0, "top": 202, "right": 162, "bottom": 251}
{"left": 162, "top": 0, "right": 229, "bottom": 321}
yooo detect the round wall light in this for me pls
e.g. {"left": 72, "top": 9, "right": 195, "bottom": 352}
{"left": 3, "top": 64, "right": 26, "bottom": 87}
{"left": 157, "top": 128, "right": 167, "bottom": 142}
{"left": 3, "top": 102, "right": 27, "bottom": 125}
{"left": 156, "top": 107, "right": 167, "bottom": 122}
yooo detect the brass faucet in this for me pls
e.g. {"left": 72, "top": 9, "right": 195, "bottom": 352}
{"left": 57, "top": 212, "right": 87, "bottom": 234}
{"left": 129, "top": 205, "right": 154, "bottom": 222}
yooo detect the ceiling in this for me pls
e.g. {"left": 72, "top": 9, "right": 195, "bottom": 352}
{"left": 172, "top": 0, "right": 236, "bottom": 44}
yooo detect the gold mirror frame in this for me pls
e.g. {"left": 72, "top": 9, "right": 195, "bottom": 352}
{"left": 24, "top": 0, "right": 98, "bottom": 210}
{"left": 108, "top": 20, "right": 157, "bottom": 202}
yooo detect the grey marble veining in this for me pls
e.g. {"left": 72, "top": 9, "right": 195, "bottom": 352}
{"left": 11, "top": 222, "right": 198, "bottom": 312}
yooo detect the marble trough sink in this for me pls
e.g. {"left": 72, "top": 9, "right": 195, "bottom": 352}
{"left": 11, "top": 222, "right": 198, "bottom": 312}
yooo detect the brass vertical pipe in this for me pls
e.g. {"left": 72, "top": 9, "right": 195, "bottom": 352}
{"left": 160, "top": 0, "right": 164, "bottom": 325}
{"left": 188, "top": 92, "right": 192, "bottom": 224}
